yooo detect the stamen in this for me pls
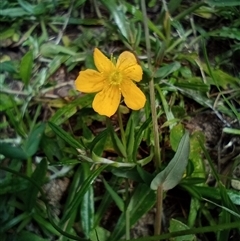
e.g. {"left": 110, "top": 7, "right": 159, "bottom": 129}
{"left": 109, "top": 71, "right": 122, "bottom": 85}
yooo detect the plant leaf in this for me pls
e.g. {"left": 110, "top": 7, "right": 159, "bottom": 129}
{"left": 154, "top": 62, "right": 181, "bottom": 79}
{"left": 48, "top": 122, "right": 85, "bottom": 150}
{"left": 169, "top": 219, "right": 196, "bottom": 241}
{"left": 61, "top": 165, "right": 107, "bottom": 224}
{"left": 0, "top": 143, "right": 28, "bottom": 160}
{"left": 25, "top": 158, "right": 48, "bottom": 211}
{"left": 103, "top": 178, "right": 124, "bottom": 212}
{"left": 107, "top": 122, "right": 127, "bottom": 158}
{"left": 19, "top": 50, "right": 33, "bottom": 86}
{"left": 100, "top": 0, "right": 129, "bottom": 40}
{"left": 16, "top": 231, "right": 48, "bottom": 241}
{"left": 81, "top": 163, "right": 94, "bottom": 238}
{"left": 205, "top": 0, "right": 240, "bottom": 6}
{"left": 151, "top": 131, "right": 190, "bottom": 191}
{"left": 23, "top": 123, "right": 46, "bottom": 157}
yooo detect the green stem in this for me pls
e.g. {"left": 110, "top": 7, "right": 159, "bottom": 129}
{"left": 141, "top": 0, "right": 162, "bottom": 236}
{"left": 125, "top": 221, "right": 240, "bottom": 241}
{"left": 117, "top": 108, "right": 130, "bottom": 238}
{"left": 117, "top": 107, "right": 126, "bottom": 148}
{"left": 141, "top": 0, "right": 161, "bottom": 169}
{"left": 26, "top": 157, "right": 32, "bottom": 177}
{"left": 149, "top": 78, "right": 161, "bottom": 168}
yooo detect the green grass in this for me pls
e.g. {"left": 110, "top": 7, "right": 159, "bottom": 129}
{"left": 1, "top": 0, "right": 240, "bottom": 241}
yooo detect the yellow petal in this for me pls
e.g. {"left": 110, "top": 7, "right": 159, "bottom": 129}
{"left": 94, "top": 48, "right": 114, "bottom": 73}
{"left": 75, "top": 69, "right": 105, "bottom": 93}
{"left": 116, "top": 51, "right": 142, "bottom": 82}
{"left": 121, "top": 79, "right": 146, "bottom": 110}
{"left": 92, "top": 85, "right": 121, "bottom": 117}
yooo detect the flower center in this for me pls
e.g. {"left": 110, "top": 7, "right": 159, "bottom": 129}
{"left": 109, "top": 71, "right": 122, "bottom": 85}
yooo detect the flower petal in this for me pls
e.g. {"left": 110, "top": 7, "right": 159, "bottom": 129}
{"left": 94, "top": 48, "right": 114, "bottom": 73}
{"left": 116, "top": 51, "right": 142, "bottom": 82}
{"left": 121, "top": 79, "right": 146, "bottom": 110}
{"left": 75, "top": 69, "right": 105, "bottom": 93}
{"left": 92, "top": 85, "right": 121, "bottom": 117}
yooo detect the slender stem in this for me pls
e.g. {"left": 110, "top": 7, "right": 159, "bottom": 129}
{"left": 117, "top": 108, "right": 130, "bottom": 239}
{"left": 26, "top": 157, "right": 32, "bottom": 177}
{"left": 125, "top": 221, "right": 240, "bottom": 241}
{"left": 149, "top": 79, "right": 161, "bottom": 168}
{"left": 141, "top": 0, "right": 162, "bottom": 236}
{"left": 117, "top": 108, "right": 126, "bottom": 148}
{"left": 140, "top": 0, "right": 161, "bottom": 169}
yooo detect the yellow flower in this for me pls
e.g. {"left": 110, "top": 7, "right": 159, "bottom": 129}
{"left": 75, "top": 48, "right": 146, "bottom": 117}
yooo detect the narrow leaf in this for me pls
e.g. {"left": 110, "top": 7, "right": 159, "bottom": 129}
{"left": 16, "top": 231, "right": 48, "bottom": 241}
{"left": 24, "top": 123, "right": 46, "bottom": 157}
{"left": 0, "top": 143, "right": 27, "bottom": 160}
{"left": 0, "top": 8, "right": 29, "bottom": 17}
{"left": 126, "top": 116, "right": 135, "bottom": 160}
{"left": 100, "top": 0, "right": 129, "bottom": 40}
{"left": 103, "top": 178, "right": 124, "bottom": 212}
{"left": 46, "top": 95, "right": 93, "bottom": 131}
{"left": 151, "top": 131, "right": 190, "bottom": 191}
{"left": 223, "top": 127, "right": 240, "bottom": 135}
{"left": 108, "top": 122, "right": 127, "bottom": 158}
{"left": 154, "top": 62, "right": 181, "bottom": 79}
{"left": 19, "top": 50, "right": 33, "bottom": 86}
{"left": 40, "top": 43, "right": 77, "bottom": 57}
{"left": 25, "top": 158, "right": 48, "bottom": 211}
{"left": 206, "top": 0, "right": 240, "bottom": 6}
{"left": 0, "top": 61, "right": 17, "bottom": 74}
{"left": 169, "top": 219, "right": 196, "bottom": 241}
{"left": 133, "top": 116, "right": 152, "bottom": 161}
{"left": 48, "top": 122, "right": 85, "bottom": 149}
{"left": 61, "top": 165, "right": 106, "bottom": 224}
{"left": 88, "top": 128, "right": 109, "bottom": 154}
{"left": 81, "top": 163, "right": 94, "bottom": 238}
